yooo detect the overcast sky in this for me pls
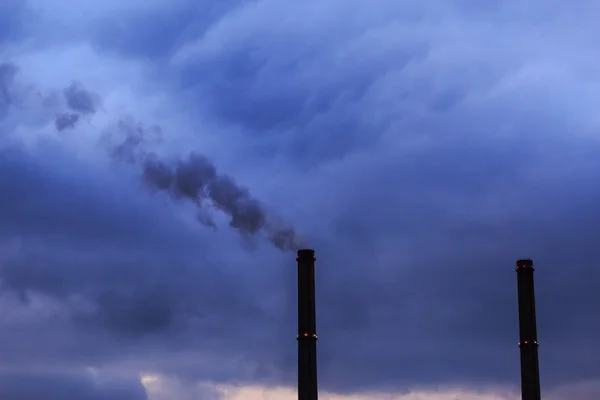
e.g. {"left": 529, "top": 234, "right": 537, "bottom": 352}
{"left": 1, "top": 1, "right": 600, "bottom": 399}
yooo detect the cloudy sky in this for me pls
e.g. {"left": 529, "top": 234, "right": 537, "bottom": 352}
{"left": 1, "top": 0, "right": 600, "bottom": 399}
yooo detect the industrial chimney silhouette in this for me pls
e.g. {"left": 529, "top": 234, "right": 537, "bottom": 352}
{"left": 516, "top": 259, "right": 541, "bottom": 400}
{"left": 297, "top": 249, "right": 318, "bottom": 400}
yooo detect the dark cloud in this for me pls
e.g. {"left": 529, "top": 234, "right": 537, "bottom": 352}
{"left": 306, "top": 136, "right": 600, "bottom": 392}
{"left": 185, "top": 42, "right": 425, "bottom": 130}
{"left": 167, "top": 5, "right": 437, "bottom": 169}
{"left": 0, "top": 145, "right": 196, "bottom": 250}
{"left": 90, "top": 1, "right": 249, "bottom": 60}
{"left": 0, "top": 62, "right": 18, "bottom": 118}
{"left": 64, "top": 81, "right": 101, "bottom": 115}
{"left": 0, "top": 371, "right": 147, "bottom": 400}
{"left": 0, "top": 0, "right": 28, "bottom": 46}
{"left": 0, "top": 145, "right": 268, "bottom": 339}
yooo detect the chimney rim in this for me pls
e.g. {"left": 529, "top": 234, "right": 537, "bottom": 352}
{"left": 297, "top": 249, "right": 315, "bottom": 257}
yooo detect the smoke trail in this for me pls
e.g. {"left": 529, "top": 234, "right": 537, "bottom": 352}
{"left": 48, "top": 77, "right": 306, "bottom": 250}
{"left": 0, "top": 61, "right": 306, "bottom": 251}
{"left": 139, "top": 148, "right": 306, "bottom": 250}
{"left": 107, "top": 119, "right": 159, "bottom": 164}
{"left": 55, "top": 112, "right": 80, "bottom": 131}
{"left": 64, "top": 82, "right": 100, "bottom": 115}
{"left": 131, "top": 132, "right": 305, "bottom": 250}
{"left": 55, "top": 81, "right": 101, "bottom": 131}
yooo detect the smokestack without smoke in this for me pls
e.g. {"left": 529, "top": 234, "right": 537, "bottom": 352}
{"left": 297, "top": 249, "right": 318, "bottom": 400}
{"left": 516, "top": 259, "right": 541, "bottom": 400}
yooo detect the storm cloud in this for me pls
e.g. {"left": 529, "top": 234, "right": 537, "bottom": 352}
{"left": 0, "top": 62, "right": 18, "bottom": 117}
{"left": 1, "top": 0, "right": 600, "bottom": 399}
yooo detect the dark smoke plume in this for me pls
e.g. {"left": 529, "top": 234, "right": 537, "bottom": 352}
{"left": 139, "top": 149, "right": 305, "bottom": 250}
{"left": 0, "top": 60, "right": 306, "bottom": 251}
{"left": 107, "top": 118, "right": 162, "bottom": 164}
{"left": 55, "top": 82, "right": 101, "bottom": 131}
{"left": 53, "top": 83, "right": 306, "bottom": 251}
{"left": 55, "top": 112, "right": 80, "bottom": 131}
{"left": 64, "top": 82, "right": 100, "bottom": 115}
{"left": 142, "top": 152, "right": 265, "bottom": 234}
{"left": 100, "top": 117, "right": 306, "bottom": 250}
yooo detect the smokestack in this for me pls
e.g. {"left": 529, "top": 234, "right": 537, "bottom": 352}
{"left": 297, "top": 249, "right": 318, "bottom": 400}
{"left": 516, "top": 259, "right": 541, "bottom": 400}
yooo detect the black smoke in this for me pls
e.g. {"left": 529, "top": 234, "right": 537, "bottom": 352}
{"left": 55, "top": 112, "right": 80, "bottom": 131}
{"left": 142, "top": 152, "right": 264, "bottom": 235}
{"left": 132, "top": 136, "right": 304, "bottom": 250}
{"left": 1, "top": 62, "right": 304, "bottom": 250}
{"left": 55, "top": 81, "right": 101, "bottom": 131}
{"left": 36, "top": 73, "right": 304, "bottom": 251}
{"left": 138, "top": 146, "right": 304, "bottom": 250}
{"left": 64, "top": 82, "right": 100, "bottom": 115}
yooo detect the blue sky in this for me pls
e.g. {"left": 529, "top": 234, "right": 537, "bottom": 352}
{"left": 1, "top": 1, "right": 600, "bottom": 399}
